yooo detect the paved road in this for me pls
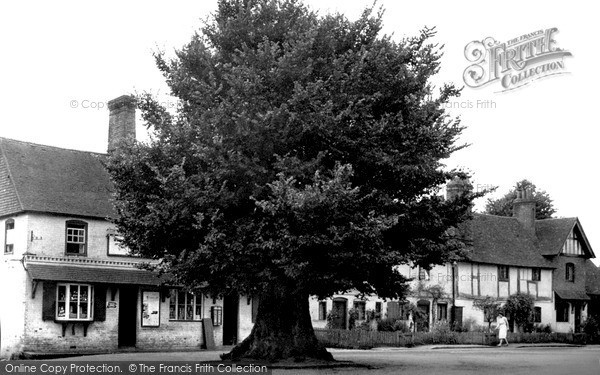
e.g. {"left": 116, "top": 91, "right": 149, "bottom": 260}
{"left": 62, "top": 346, "right": 600, "bottom": 375}
{"left": 298, "top": 346, "right": 600, "bottom": 375}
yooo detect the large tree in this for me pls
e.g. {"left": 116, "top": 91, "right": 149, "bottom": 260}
{"left": 484, "top": 179, "right": 556, "bottom": 219}
{"left": 106, "top": 0, "right": 477, "bottom": 361}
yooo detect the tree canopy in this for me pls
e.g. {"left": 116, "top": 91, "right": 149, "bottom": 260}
{"left": 105, "top": 0, "right": 477, "bottom": 360}
{"left": 484, "top": 179, "right": 556, "bottom": 219}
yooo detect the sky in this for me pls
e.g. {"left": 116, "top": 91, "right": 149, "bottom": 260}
{"left": 1, "top": 1, "right": 598, "bottom": 256}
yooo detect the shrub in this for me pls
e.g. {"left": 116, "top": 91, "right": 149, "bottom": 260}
{"left": 460, "top": 317, "right": 479, "bottom": 332}
{"left": 365, "top": 309, "right": 381, "bottom": 322}
{"left": 377, "top": 317, "right": 397, "bottom": 332}
{"left": 504, "top": 293, "right": 535, "bottom": 332}
{"left": 583, "top": 315, "right": 600, "bottom": 343}
{"left": 473, "top": 296, "right": 502, "bottom": 331}
{"left": 348, "top": 308, "right": 359, "bottom": 330}
{"left": 326, "top": 310, "right": 342, "bottom": 329}
{"left": 393, "top": 320, "right": 411, "bottom": 333}
{"left": 377, "top": 317, "right": 411, "bottom": 332}
{"left": 533, "top": 324, "right": 552, "bottom": 333}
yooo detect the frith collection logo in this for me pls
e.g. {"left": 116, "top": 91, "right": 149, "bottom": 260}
{"left": 463, "top": 28, "right": 572, "bottom": 92}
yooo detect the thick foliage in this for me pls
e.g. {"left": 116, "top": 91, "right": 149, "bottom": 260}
{"left": 106, "top": 0, "right": 474, "bottom": 302}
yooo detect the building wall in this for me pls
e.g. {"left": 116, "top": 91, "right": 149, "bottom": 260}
{"left": 309, "top": 293, "right": 389, "bottom": 329}
{"left": 0, "top": 247, "right": 27, "bottom": 357}
{"left": 1, "top": 214, "right": 29, "bottom": 357}
{"left": 25, "top": 213, "right": 139, "bottom": 261}
{"left": 552, "top": 254, "right": 588, "bottom": 295}
{"left": 0, "top": 212, "right": 263, "bottom": 357}
{"left": 23, "top": 281, "right": 119, "bottom": 352}
{"left": 20, "top": 280, "right": 233, "bottom": 353}
{"left": 456, "top": 262, "right": 552, "bottom": 301}
{"left": 311, "top": 261, "right": 559, "bottom": 333}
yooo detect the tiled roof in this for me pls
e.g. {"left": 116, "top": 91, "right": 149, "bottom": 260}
{"left": 535, "top": 218, "right": 577, "bottom": 256}
{"left": 463, "top": 213, "right": 553, "bottom": 268}
{"left": 555, "top": 289, "right": 590, "bottom": 301}
{"left": 585, "top": 260, "right": 600, "bottom": 295}
{"left": 0, "top": 137, "right": 115, "bottom": 218}
{"left": 27, "top": 263, "right": 164, "bottom": 286}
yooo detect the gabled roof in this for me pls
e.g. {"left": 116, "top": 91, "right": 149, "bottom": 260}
{"left": 585, "top": 260, "right": 600, "bottom": 295}
{"left": 536, "top": 217, "right": 594, "bottom": 257}
{"left": 463, "top": 213, "right": 553, "bottom": 268}
{"left": 0, "top": 137, "right": 115, "bottom": 219}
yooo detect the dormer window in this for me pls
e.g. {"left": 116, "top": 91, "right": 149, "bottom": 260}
{"left": 65, "top": 220, "right": 87, "bottom": 255}
{"left": 4, "top": 219, "right": 15, "bottom": 254}
{"left": 562, "top": 230, "right": 583, "bottom": 255}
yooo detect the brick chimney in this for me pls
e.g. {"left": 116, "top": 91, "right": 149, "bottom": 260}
{"left": 513, "top": 187, "right": 536, "bottom": 236}
{"left": 446, "top": 177, "right": 472, "bottom": 201}
{"left": 107, "top": 95, "right": 136, "bottom": 151}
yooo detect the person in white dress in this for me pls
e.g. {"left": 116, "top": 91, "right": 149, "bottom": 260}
{"left": 496, "top": 312, "right": 509, "bottom": 346}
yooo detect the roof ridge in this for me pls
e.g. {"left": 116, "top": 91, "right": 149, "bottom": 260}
{"left": 536, "top": 217, "right": 577, "bottom": 222}
{"left": 0, "top": 136, "right": 106, "bottom": 156}
{"left": 473, "top": 213, "right": 518, "bottom": 220}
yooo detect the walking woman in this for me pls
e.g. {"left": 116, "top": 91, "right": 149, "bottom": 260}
{"left": 496, "top": 312, "right": 509, "bottom": 346}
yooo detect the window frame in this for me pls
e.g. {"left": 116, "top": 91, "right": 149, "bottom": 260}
{"left": 4, "top": 218, "right": 15, "bottom": 254}
{"left": 318, "top": 301, "right": 327, "bottom": 321}
{"left": 533, "top": 306, "right": 542, "bottom": 323}
{"left": 437, "top": 303, "right": 448, "bottom": 321}
{"left": 498, "top": 265, "right": 509, "bottom": 281}
{"left": 565, "top": 263, "right": 575, "bottom": 282}
{"left": 532, "top": 268, "right": 541, "bottom": 282}
{"left": 65, "top": 220, "right": 88, "bottom": 256}
{"left": 375, "top": 301, "right": 382, "bottom": 316}
{"left": 418, "top": 267, "right": 430, "bottom": 281}
{"left": 56, "top": 283, "right": 93, "bottom": 321}
{"left": 562, "top": 230, "right": 584, "bottom": 256}
{"left": 168, "top": 289, "right": 202, "bottom": 321}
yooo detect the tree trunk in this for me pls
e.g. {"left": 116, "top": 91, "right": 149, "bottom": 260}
{"left": 221, "top": 289, "right": 333, "bottom": 362}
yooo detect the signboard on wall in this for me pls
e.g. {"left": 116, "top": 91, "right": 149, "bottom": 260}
{"left": 142, "top": 291, "right": 160, "bottom": 327}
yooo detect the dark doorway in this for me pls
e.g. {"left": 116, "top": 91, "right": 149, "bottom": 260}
{"left": 451, "top": 306, "right": 463, "bottom": 330}
{"left": 416, "top": 300, "right": 430, "bottom": 332}
{"left": 223, "top": 294, "right": 239, "bottom": 345}
{"left": 118, "top": 286, "right": 137, "bottom": 347}
{"left": 575, "top": 305, "right": 581, "bottom": 332}
{"left": 332, "top": 298, "right": 348, "bottom": 329}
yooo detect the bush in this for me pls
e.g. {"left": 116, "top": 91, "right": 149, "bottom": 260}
{"left": 504, "top": 293, "right": 535, "bottom": 332}
{"left": 365, "top": 309, "right": 381, "bottom": 322}
{"left": 533, "top": 324, "right": 552, "bottom": 333}
{"left": 583, "top": 315, "right": 600, "bottom": 343}
{"left": 377, "top": 317, "right": 411, "bottom": 332}
{"left": 326, "top": 310, "right": 342, "bottom": 329}
{"left": 461, "top": 317, "right": 481, "bottom": 332}
{"left": 377, "top": 317, "right": 396, "bottom": 331}
{"left": 348, "top": 308, "right": 359, "bottom": 330}
{"left": 393, "top": 320, "right": 412, "bottom": 333}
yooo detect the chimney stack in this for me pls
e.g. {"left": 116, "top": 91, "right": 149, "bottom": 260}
{"left": 446, "top": 177, "right": 472, "bottom": 201}
{"left": 513, "top": 187, "right": 536, "bottom": 236}
{"left": 107, "top": 95, "right": 136, "bottom": 151}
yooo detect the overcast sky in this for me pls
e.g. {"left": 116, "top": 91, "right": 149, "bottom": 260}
{"left": 1, "top": 1, "right": 598, "bottom": 257}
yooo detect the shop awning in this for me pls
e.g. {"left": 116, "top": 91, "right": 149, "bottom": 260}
{"left": 555, "top": 289, "right": 590, "bottom": 301}
{"left": 26, "top": 263, "right": 166, "bottom": 286}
